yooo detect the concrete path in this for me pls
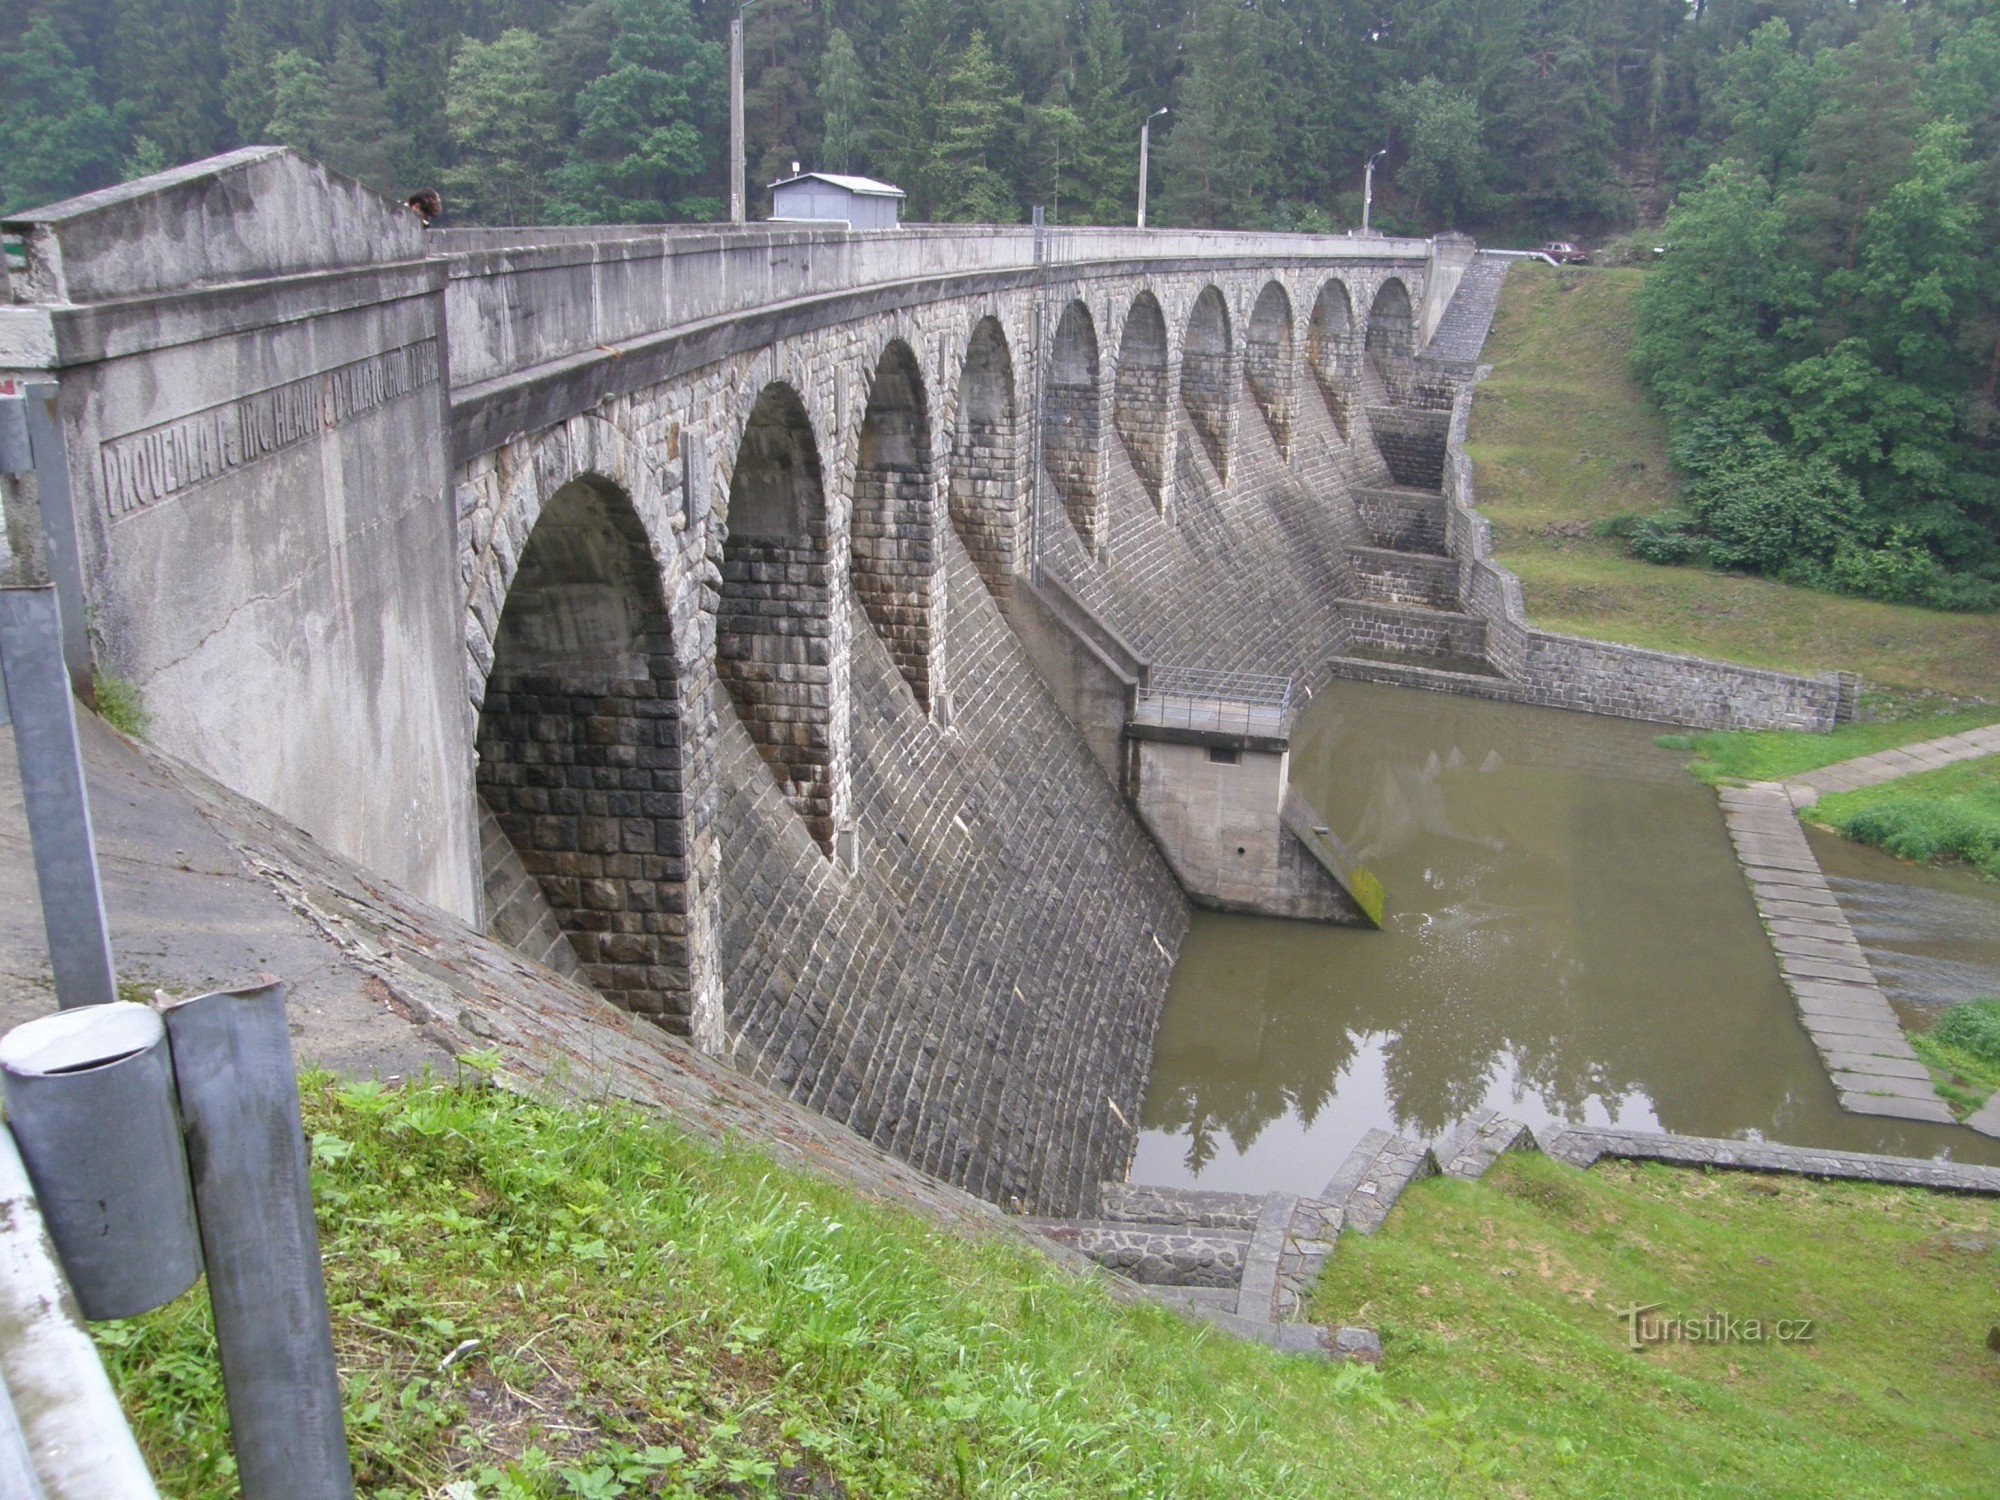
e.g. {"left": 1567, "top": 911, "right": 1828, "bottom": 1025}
{"left": 1785, "top": 722, "right": 2000, "bottom": 807}
{"left": 1717, "top": 722, "right": 2000, "bottom": 1135}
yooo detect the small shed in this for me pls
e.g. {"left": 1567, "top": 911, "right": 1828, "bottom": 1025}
{"left": 768, "top": 171, "right": 906, "bottom": 230}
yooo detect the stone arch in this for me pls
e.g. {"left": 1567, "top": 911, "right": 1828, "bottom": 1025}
{"left": 1307, "top": 279, "right": 1357, "bottom": 438}
{"left": 474, "top": 475, "right": 698, "bottom": 1030}
{"left": 853, "top": 338, "right": 943, "bottom": 712}
{"left": 1114, "top": 291, "right": 1171, "bottom": 511}
{"left": 1047, "top": 298, "right": 1104, "bottom": 552}
{"left": 1180, "top": 284, "right": 1233, "bottom": 481}
{"left": 1245, "top": 280, "right": 1294, "bottom": 456}
{"left": 949, "top": 316, "right": 1019, "bottom": 606}
{"left": 1365, "top": 277, "right": 1416, "bottom": 402}
{"left": 719, "top": 381, "right": 840, "bottom": 856}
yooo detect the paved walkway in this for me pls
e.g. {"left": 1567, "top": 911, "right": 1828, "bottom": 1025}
{"left": 1718, "top": 722, "right": 2000, "bottom": 1135}
{"left": 1785, "top": 722, "right": 2000, "bottom": 806}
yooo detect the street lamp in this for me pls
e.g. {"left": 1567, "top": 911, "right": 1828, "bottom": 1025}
{"left": 729, "top": 0, "right": 768, "bottom": 226}
{"left": 1136, "top": 107, "right": 1169, "bottom": 230}
{"left": 1361, "top": 148, "right": 1388, "bottom": 233}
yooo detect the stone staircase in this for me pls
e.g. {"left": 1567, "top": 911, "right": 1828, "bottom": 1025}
{"left": 1334, "top": 482, "right": 1498, "bottom": 678}
{"left": 1027, "top": 1111, "right": 1539, "bottom": 1360}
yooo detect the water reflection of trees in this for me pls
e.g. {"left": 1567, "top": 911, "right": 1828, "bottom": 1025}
{"left": 1142, "top": 681, "right": 1832, "bottom": 1169}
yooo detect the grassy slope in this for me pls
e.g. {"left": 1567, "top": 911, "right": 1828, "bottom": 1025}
{"left": 102, "top": 1080, "right": 2000, "bottom": 1499}
{"left": 1464, "top": 263, "right": 2000, "bottom": 700}
{"left": 1311, "top": 1153, "right": 2000, "bottom": 1498}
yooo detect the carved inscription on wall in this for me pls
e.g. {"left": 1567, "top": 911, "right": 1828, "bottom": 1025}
{"left": 100, "top": 340, "right": 441, "bottom": 519}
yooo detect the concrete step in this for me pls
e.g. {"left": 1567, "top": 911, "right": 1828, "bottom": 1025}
{"left": 1234, "top": 1192, "right": 1300, "bottom": 1322}
{"left": 1096, "top": 1182, "right": 1266, "bottom": 1231}
{"left": 1023, "top": 1219, "right": 1250, "bottom": 1288}
{"left": 1336, "top": 599, "right": 1490, "bottom": 673}
{"left": 1321, "top": 1129, "right": 1439, "bottom": 1236}
{"left": 1440, "top": 1114, "right": 1538, "bottom": 1181}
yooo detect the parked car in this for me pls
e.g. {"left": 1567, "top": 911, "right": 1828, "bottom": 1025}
{"left": 1538, "top": 241, "right": 1590, "bottom": 265}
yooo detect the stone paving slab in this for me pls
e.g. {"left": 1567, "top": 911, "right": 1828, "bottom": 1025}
{"left": 1839, "top": 1090, "right": 1956, "bottom": 1123}
{"left": 1790, "top": 725, "right": 2000, "bottom": 799}
{"left": 1236, "top": 1192, "right": 1298, "bottom": 1322}
{"left": 1546, "top": 1126, "right": 1998, "bottom": 1191}
{"left": 1820, "top": 1050, "right": 1931, "bottom": 1080}
{"left": 1717, "top": 784, "right": 1949, "bottom": 1128}
{"left": 1967, "top": 1095, "right": 2000, "bottom": 1139}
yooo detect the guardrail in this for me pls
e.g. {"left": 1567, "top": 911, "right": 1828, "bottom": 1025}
{"left": 1133, "top": 665, "right": 1294, "bottom": 739}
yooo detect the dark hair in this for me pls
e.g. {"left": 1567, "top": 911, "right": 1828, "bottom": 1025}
{"left": 404, "top": 189, "right": 443, "bottom": 225}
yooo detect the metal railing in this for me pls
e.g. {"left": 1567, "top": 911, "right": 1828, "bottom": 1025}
{"left": 1133, "top": 665, "right": 1294, "bottom": 738}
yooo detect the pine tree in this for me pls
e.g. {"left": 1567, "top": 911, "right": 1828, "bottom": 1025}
{"left": 546, "top": 0, "right": 722, "bottom": 223}
{"left": 317, "top": 30, "right": 406, "bottom": 191}
{"left": 816, "top": 28, "right": 867, "bottom": 175}
{"left": 929, "top": 31, "right": 1019, "bottom": 222}
{"left": 445, "top": 28, "right": 561, "bottom": 223}
{"left": 0, "top": 16, "right": 124, "bottom": 213}
{"left": 872, "top": 0, "right": 955, "bottom": 215}
{"left": 265, "top": 49, "right": 329, "bottom": 156}
{"left": 1159, "top": 0, "right": 1276, "bottom": 228}
{"left": 1065, "top": 0, "right": 1138, "bottom": 223}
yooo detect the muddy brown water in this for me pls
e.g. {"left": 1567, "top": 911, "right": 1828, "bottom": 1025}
{"left": 1135, "top": 680, "right": 2000, "bottom": 1194}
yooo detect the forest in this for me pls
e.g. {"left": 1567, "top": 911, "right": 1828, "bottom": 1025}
{"left": 2, "top": 0, "right": 1998, "bottom": 604}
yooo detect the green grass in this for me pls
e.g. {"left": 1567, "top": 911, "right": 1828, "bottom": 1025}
{"left": 1466, "top": 263, "right": 2000, "bottom": 699}
{"left": 98, "top": 1079, "right": 2000, "bottom": 1498}
{"left": 92, "top": 1075, "right": 1469, "bottom": 1498}
{"left": 1807, "top": 756, "right": 2000, "bottom": 880}
{"left": 1309, "top": 1152, "right": 2000, "bottom": 1498}
{"left": 1911, "top": 999, "right": 2000, "bottom": 1116}
{"left": 1656, "top": 709, "right": 2000, "bottom": 787}
{"left": 92, "top": 673, "right": 150, "bottom": 739}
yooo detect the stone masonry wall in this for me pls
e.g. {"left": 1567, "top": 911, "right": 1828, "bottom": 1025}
{"left": 476, "top": 609, "right": 695, "bottom": 1025}
{"left": 1365, "top": 405, "right": 1451, "bottom": 491}
{"left": 1114, "top": 361, "right": 1173, "bottom": 508}
{"left": 717, "top": 538, "right": 839, "bottom": 851}
{"left": 850, "top": 462, "right": 939, "bottom": 711}
{"left": 1180, "top": 320, "right": 1234, "bottom": 482}
{"left": 948, "top": 430, "right": 1017, "bottom": 608}
{"left": 718, "top": 540, "right": 1188, "bottom": 1216}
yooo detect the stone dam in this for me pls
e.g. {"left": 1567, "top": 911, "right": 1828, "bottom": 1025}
{"left": 0, "top": 149, "right": 1861, "bottom": 1220}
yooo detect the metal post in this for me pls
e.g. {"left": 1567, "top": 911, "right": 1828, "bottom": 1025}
{"left": 0, "top": 1004, "right": 202, "bottom": 1320}
{"left": 729, "top": 11, "right": 746, "bottom": 225}
{"left": 0, "top": 1126, "right": 161, "bottom": 1500}
{"left": 1137, "top": 108, "right": 1168, "bottom": 229}
{"left": 16, "top": 385, "right": 92, "bottom": 695}
{"left": 163, "top": 983, "right": 354, "bottom": 1500}
{"left": 1362, "top": 149, "right": 1387, "bottom": 233}
{"left": 0, "top": 585, "right": 116, "bottom": 1009}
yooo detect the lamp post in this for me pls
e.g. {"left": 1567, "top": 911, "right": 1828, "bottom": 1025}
{"left": 1136, "top": 107, "right": 1169, "bottom": 229}
{"left": 1361, "top": 148, "right": 1388, "bottom": 233}
{"left": 729, "top": 0, "right": 767, "bottom": 225}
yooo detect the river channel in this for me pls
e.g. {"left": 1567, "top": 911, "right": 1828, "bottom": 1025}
{"left": 1135, "top": 679, "right": 2000, "bottom": 1193}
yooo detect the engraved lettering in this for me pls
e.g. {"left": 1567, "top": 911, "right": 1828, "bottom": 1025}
{"left": 99, "top": 340, "right": 440, "bottom": 519}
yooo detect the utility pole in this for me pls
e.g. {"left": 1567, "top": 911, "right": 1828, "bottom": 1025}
{"left": 729, "top": 0, "right": 766, "bottom": 225}
{"left": 1361, "top": 148, "right": 1388, "bottom": 233}
{"left": 1136, "top": 107, "right": 1169, "bottom": 229}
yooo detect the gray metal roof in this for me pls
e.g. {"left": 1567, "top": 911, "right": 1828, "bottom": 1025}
{"left": 767, "top": 172, "right": 907, "bottom": 200}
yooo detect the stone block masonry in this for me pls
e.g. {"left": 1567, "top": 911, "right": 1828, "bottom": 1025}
{"left": 476, "top": 609, "right": 695, "bottom": 1026}
{"left": 717, "top": 538, "right": 839, "bottom": 852}
{"left": 717, "top": 546, "right": 1187, "bottom": 1215}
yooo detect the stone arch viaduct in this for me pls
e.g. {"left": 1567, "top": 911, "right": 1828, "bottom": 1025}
{"left": 0, "top": 149, "right": 1843, "bottom": 1213}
